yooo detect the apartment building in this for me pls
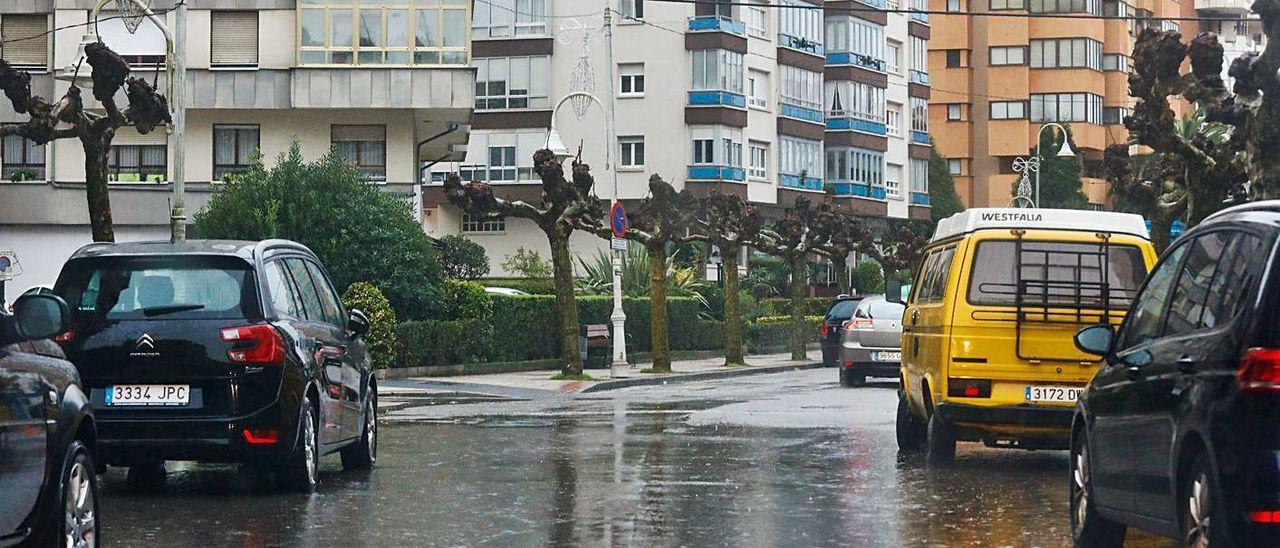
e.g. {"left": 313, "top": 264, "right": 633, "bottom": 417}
{"left": 1198, "top": 0, "right": 1266, "bottom": 88}
{"left": 928, "top": 0, "right": 1194, "bottom": 208}
{"left": 0, "top": 1, "right": 474, "bottom": 286}
{"left": 423, "top": 0, "right": 931, "bottom": 276}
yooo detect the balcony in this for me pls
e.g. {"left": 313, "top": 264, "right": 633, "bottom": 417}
{"left": 688, "top": 165, "right": 747, "bottom": 182}
{"left": 778, "top": 33, "right": 824, "bottom": 56}
{"left": 910, "top": 10, "right": 929, "bottom": 23}
{"left": 829, "top": 183, "right": 889, "bottom": 199}
{"left": 780, "top": 103, "right": 825, "bottom": 124}
{"left": 911, "top": 192, "right": 931, "bottom": 205}
{"left": 1196, "top": 0, "right": 1252, "bottom": 11}
{"left": 856, "top": 0, "right": 888, "bottom": 7}
{"left": 688, "top": 16, "right": 747, "bottom": 37}
{"left": 780, "top": 173, "right": 823, "bottom": 191}
{"left": 909, "top": 70, "right": 930, "bottom": 85}
{"left": 827, "top": 117, "right": 888, "bottom": 135}
{"left": 826, "top": 52, "right": 886, "bottom": 73}
{"left": 911, "top": 130, "right": 930, "bottom": 145}
{"left": 688, "top": 90, "right": 747, "bottom": 108}
{"left": 909, "top": 0, "right": 930, "bottom": 23}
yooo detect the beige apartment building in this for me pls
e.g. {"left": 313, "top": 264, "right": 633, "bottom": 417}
{"left": 928, "top": 0, "right": 1196, "bottom": 208}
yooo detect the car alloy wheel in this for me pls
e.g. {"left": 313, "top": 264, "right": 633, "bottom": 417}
{"left": 365, "top": 395, "right": 377, "bottom": 464}
{"left": 302, "top": 408, "right": 318, "bottom": 485}
{"left": 1071, "top": 444, "right": 1090, "bottom": 533}
{"left": 1186, "top": 471, "right": 1211, "bottom": 548}
{"left": 64, "top": 458, "right": 96, "bottom": 548}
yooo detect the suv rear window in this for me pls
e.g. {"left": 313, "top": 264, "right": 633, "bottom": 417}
{"left": 967, "top": 240, "right": 1147, "bottom": 308}
{"left": 57, "top": 256, "right": 260, "bottom": 321}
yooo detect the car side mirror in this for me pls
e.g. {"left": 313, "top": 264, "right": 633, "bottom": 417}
{"left": 347, "top": 309, "right": 371, "bottom": 337}
{"left": 885, "top": 278, "right": 904, "bottom": 304}
{"left": 12, "top": 294, "right": 70, "bottom": 341}
{"left": 1074, "top": 324, "right": 1114, "bottom": 356}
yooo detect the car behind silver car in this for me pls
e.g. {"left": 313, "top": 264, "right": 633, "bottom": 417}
{"left": 838, "top": 295, "right": 905, "bottom": 387}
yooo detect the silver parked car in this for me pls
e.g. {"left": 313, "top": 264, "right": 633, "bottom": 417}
{"left": 838, "top": 295, "right": 905, "bottom": 387}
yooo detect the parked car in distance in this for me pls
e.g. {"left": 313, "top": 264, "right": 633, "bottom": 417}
{"left": 483, "top": 287, "right": 529, "bottom": 297}
{"left": 52, "top": 240, "right": 378, "bottom": 493}
{"left": 1, "top": 293, "right": 98, "bottom": 547}
{"left": 1070, "top": 201, "right": 1280, "bottom": 547}
{"left": 838, "top": 295, "right": 905, "bottom": 387}
{"left": 820, "top": 295, "right": 864, "bottom": 367}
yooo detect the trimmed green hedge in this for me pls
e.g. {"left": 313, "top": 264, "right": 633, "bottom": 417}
{"left": 747, "top": 317, "right": 821, "bottom": 353}
{"left": 755, "top": 298, "right": 833, "bottom": 318}
{"left": 479, "top": 277, "right": 557, "bottom": 295}
{"left": 396, "top": 319, "right": 493, "bottom": 368}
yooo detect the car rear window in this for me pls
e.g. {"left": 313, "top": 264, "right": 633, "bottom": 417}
{"left": 967, "top": 240, "right": 1147, "bottom": 308}
{"left": 861, "top": 299, "right": 905, "bottom": 319}
{"left": 827, "top": 299, "right": 857, "bottom": 319}
{"left": 57, "top": 256, "right": 260, "bottom": 321}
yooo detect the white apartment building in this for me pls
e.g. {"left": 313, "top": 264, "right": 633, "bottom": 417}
{"left": 0, "top": 0, "right": 474, "bottom": 287}
{"left": 1197, "top": 0, "right": 1266, "bottom": 88}
{"left": 423, "top": 0, "right": 932, "bottom": 276}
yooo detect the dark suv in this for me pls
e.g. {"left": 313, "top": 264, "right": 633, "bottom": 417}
{"left": 1070, "top": 202, "right": 1280, "bottom": 546}
{"left": 53, "top": 240, "right": 377, "bottom": 493}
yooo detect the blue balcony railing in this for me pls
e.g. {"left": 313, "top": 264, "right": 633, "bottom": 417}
{"left": 780, "top": 103, "right": 825, "bottom": 124}
{"left": 911, "top": 192, "right": 931, "bottom": 205}
{"left": 825, "top": 51, "right": 886, "bottom": 72}
{"left": 687, "top": 90, "right": 747, "bottom": 109}
{"left": 780, "top": 173, "right": 824, "bottom": 191}
{"left": 828, "top": 183, "right": 889, "bottom": 199}
{"left": 827, "top": 117, "right": 888, "bottom": 135}
{"left": 909, "top": 70, "right": 930, "bottom": 85}
{"left": 911, "top": 130, "right": 930, "bottom": 145}
{"left": 778, "top": 33, "right": 824, "bottom": 56}
{"left": 688, "top": 165, "right": 747, "bottom": 182}
{"left": 688, "top": 16, "right": 747, "bottom": 37}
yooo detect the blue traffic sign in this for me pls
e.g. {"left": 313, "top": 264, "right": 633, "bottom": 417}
{"left": 610, "top": 202, "right": 628, "bottom": 239}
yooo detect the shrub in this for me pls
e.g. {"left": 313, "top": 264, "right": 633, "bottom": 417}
{"left": 438, "top": 234, "right": 490, "bottom": 280}
{"left": 756, "top": 298, "right": 832, "bottom": 318}
{"left": 480, "top": 277, "right": 556, "bottom": 295}
{"left": 442, "top": 279, "right": 492, "bottom": 321}
{"left": 747, "top": 316, "right": 821, "bottom": 352}
{"left": 341, "top": 282, "right": 397, "bottom": 369}
{"left": 501, "top": 247, "right": 553, "bottom": 279}
{"left": 396, "top": 319, "right": 492, "bottom": 367}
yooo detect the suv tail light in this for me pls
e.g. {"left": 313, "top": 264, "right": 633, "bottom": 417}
{"left": 1237, "top": 348, "right": 1280, "bottom": 393}
{"left": 53, "top": 330, "right": 75, "bottom": 344}
{"left": 820, "top": 323, "right": 829, "bottom": 336}
{"left": 948, "top": 378, "right": 992, "bottom": 398}
{"left": 220, "top": 325, "right": 285, "bottom": 365}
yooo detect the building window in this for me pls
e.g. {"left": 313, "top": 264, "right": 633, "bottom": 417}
{"left": 779, "top": 136, "right": 822, "bottom": 178}
{"left": 475, "top": 56, "right": 550, "bottom": 110}
{"left": 747, "top": 69, "right": 769, "bottom": 109}
{"left": 948, "top": 158, "right": 963, "bottom": 175}
{"left": 909, "top": 36, "right": 928, "bottom": 82}
{"left": 947, "top": 104, "right": 963, "bottom": 121}
{"left": 910, "top": 158, "right": 928, "bottom": 195}
{"left": 484, "top": 145, "right": 517, "bottom": 181}
{"left": 748, "top": 141, "right": 769, "bottom": 180}
{"left": 1, "top": 135, "right": 44, "bottom": 181}
{"left": 947, "top": 0, "right": 962, "bottom": 10}
{"left": 911, "top": 97, "right": 929, "bottom": 133}
{"left": 723, "top": 138, "right": 743, "bottom": 167}
{"left": 746, "top": 2, "right": 768, "bottom": 38}
{"left": 621, "top": 0, "right": 644, "bottom": 19}
{"left": 1, "top": 15, "right": 48, "bottom": 69}
{"left": 886, "top": 40, "right": 901, "bottom": 74}
{"left": 108, "top": 144, "right": 167, "bottom": 183}
{"left": 300, "top": 1, "right": 469, "bottom": 65}
{"left": 1030, "top": 0, "right": 1101, "bottom": 14}
{"left": 826, "top": 81, "right": 885, "bottom": 123}
{"left": 778, "top": 0, "right": 823, "bottom": 52}
{"left": 885, "top": 163, "right": 902, "bottom": 198}
{"left": 989, "top": 46, "right": 1027, "bottom": 66}
{"left": 99, "top": 13, "right": 167, "bottom": 67}
{"left": 826, "top": 147, "right": 883, "bottom": 188}
{"left": 1030, "top": 92, "right": 1103, "bottom": 123}
{"left": 945, "top": 49, "right": 963, "bottom": 68}
{"left": 990, "top": 100, "right": 1027, "bottom": 120}
{"left": 1103, "top": 106, "right": 1129, "bottom": 125}
{"left": 461, "top": 213, "right": 505, "bottom": 233}
{"left": 213, "top": 125, "right": 260, "bottom": 181}
{"left": 886, "top": 102, "right": 903, "bottom": 136}
{"left": 211, "top": 11, "right": 259, "bottom": 68}
{"left": 780, "top": 65, "right": 823, "bottom": 111}
{"left": 1102, "top": 53, "right": 1129, "bottom": 72}
{"left": 1103, "top": 0, "right": 1130, "bottom": 16}
{"left": 619, "top": 136, "right": 645, "bottom": 167}
{"left": 332, "top": 125, "right": 387, "bottom": 181}
{"left": 990, "top": 0, "right": 1026, "bottom": 7}
{"left": 693, "top": 139, "right": 715, "bottom": 164}
{"left": 825, "top": 17, "right": 884, "bottom": 67}
{"left": 1030, "top": 38, "right": 1103, "bottom": 70}
{"left": 691, "top": 49, "right": 744, "bottom": 94}
{"left": 472, "top": 0, "right": 545, "bottom": 38}
{"left": 620, "top": 64, "right": 645, "bottom": 96}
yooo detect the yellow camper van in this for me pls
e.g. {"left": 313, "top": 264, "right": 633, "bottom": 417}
{"left": 893, "top": 209, "right": 1158, "bottom": 463}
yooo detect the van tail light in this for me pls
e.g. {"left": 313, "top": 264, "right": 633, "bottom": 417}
{"left": 1248, "top": 510, "right": 1280, "bottom": 524}
{"left": 948, "top": 378, "right": 992, "bottom": 398}
{"left": 1237, "top": 348, "right": 1280, "bottom": 393}
{"left": 220, "top": 325, "right": 285, "bottom": 365}
{"left": 846, "top": 318, "right": 874, "bottom": 331}
{"left": 53, "top": 330, "right": 75, "bottom": 344}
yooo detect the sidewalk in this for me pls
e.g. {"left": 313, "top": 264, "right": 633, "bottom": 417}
{"left": 380, "top": 350, "right": 822, "bottom": 396}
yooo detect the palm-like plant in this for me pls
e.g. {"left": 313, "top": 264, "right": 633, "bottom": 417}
{"left": 575, "top": 247, "right": 710, "bottom": 308}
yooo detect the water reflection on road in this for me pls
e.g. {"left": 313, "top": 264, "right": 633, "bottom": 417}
{"left": 100, "top": 370, "right": 1173, "bottom": 547}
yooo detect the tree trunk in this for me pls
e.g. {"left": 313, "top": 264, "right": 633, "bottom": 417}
{"left": 548, "top": 232, "right": 583, "bottom": 376}
{"left": 722, "top": 244, "right": 745, "bottom": 366}
{"left": 788, "top": 255, "right": 807, "bottom": 361}
{"left": 1151, "top": 216, "right": 1172, "bottom": 254}
{"left": 82, "top": 132, "right": 116, "bottom": 242}
{"left": 647, "top": 245, "right": 671, "bottom": 372}
{"left": 833, "top": 254, "right": 850, "bottom": 296}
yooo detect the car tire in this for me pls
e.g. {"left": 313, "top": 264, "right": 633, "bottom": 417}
{"left": 1069, "top": 432, "right": 1125, "bottom": 547}
{"left": 125, "top": 461, "right": 166, "bottom": 492}
{"left": 926, "top": 412, "right": 956, "bottom": 465}
{"left": 896, "top": 394, "right": 926, "bottom": 452}
{"left": 839, "top": 367, "right": 865, "bottom": 387}
{"left": 1181, "top": 453, "right": 1235, "bottom": 548}
{"left": 49, "top": 440, "right": 99, "bottom": 548}
{"left": 341, "top": 390, "right": 377, "bottom": 471}
{"left": 278, "top": 398, "right": 319, "bottom": 493}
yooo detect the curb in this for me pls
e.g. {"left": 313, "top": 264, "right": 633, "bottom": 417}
{"left": 577, "top": 361, "right": 824, "bottom": 393}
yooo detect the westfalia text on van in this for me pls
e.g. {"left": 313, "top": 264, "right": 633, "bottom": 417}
{"left": 894, "top": 208, "right": 1158, "bottom": 464}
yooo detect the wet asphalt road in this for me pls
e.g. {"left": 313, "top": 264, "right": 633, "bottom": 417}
{"left": 98, "top": 368, "right": 1175, "bottom": 547}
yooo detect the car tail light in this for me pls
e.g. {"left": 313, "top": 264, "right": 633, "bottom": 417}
{"left": 53, "top": 330, "right": 75, "bottom": 344}
{"left": 820, "top": 323, "right": 829, "bottom": 336}
{"left": 220, "top": 325, "right": 285, "bottom": 365}
{"left": 1249, "top": 510, "right": 1280, "bottom": 523}
{"left": 1237, "top": 348, "right": 1280, "bottom": 393}
{"left": 242, "top": 429, "right": 279, "bottom": 445}
{"left": 845, "top": 318, "right": 874, "bottom": 331}
{"left": 948, "top": 378, "right": 992, "bottom": 398}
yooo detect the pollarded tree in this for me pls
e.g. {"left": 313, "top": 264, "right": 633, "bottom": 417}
{"left": 579, "top": 174, "right": 700, "bottom": 372}
{"left": 855, "top": 218, "right": 932, "bottom": 290}
{"left": 756, "top": 197, "right": 830, "bottom": 360}
{"left": 690, "top": 191, "right": 763, "bottom": 367}
{"left": 0, "top": 43, "right": 171, "bottom": 242}
{"left": 810, "top": 206, "right": 871, "bottom": 296}
{"left": 444, "top": 150, "right": 599, "bottom": 377}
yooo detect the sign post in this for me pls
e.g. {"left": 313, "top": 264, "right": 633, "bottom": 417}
{"left": 0, "top": 251, "right": 21, "bottom": 308}
{"left": 608, "top": 202, "right": 628, "bottom": 377}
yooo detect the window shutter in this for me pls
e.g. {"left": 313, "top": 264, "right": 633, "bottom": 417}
{"left": 211, "top": 11, "right": 259, "bottom": 67}
{"left": 1, "top": 15, "right": 48, "bottom": 68}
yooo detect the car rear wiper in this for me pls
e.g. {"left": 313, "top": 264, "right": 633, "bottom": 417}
{"left": 141, "top": 304, "right": 206, "bottom": 316}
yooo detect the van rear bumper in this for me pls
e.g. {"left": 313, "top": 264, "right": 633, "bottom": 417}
{"left": 935, "top": 402, "right": 1074, "bottom": 428}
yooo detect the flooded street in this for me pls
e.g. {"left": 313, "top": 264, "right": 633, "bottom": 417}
{"left": 99, "top": 369, "right": 1173, "bottom": 547}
